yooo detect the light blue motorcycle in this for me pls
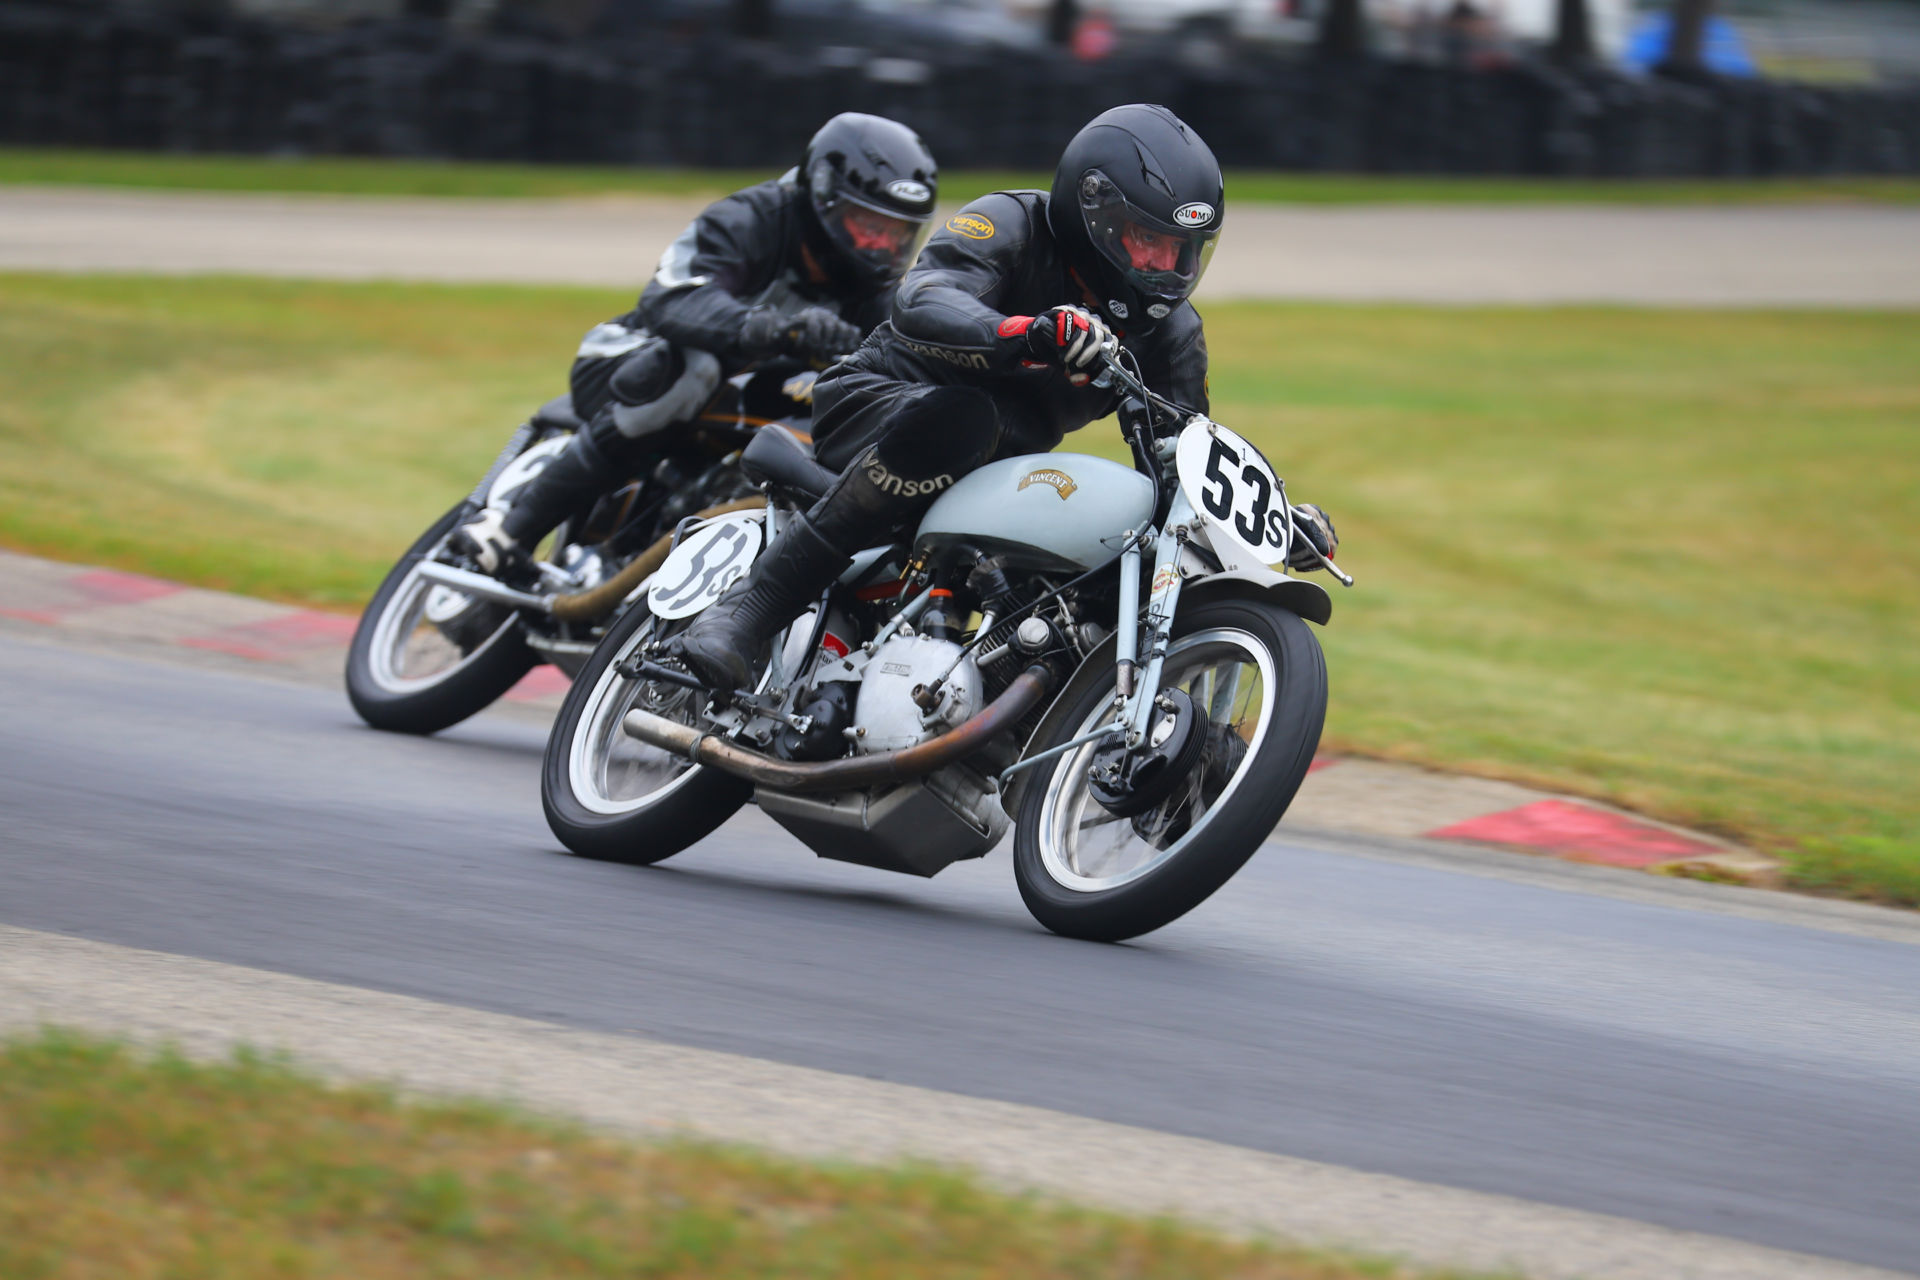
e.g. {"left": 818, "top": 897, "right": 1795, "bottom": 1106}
{"left": 543, "top": 346, "right": 1348, "bottom": 941}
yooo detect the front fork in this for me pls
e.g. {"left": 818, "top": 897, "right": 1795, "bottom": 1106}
{"left": 1115, "top": 490, "right": 1193, "bottom": 746}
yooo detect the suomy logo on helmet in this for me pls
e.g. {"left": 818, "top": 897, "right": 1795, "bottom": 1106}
{"left": 888, "top": 179, "right": 932, "bottom": 204}
{"left": 945, "top": 214, "right": 995, "bottom": 240}
{"left": 1172, "top": 202, "right": 1216, "bottom": 227}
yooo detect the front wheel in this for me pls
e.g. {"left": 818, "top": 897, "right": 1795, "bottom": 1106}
{"left": 346, "top": 504, "right": 538, "bottom": 735}
{"left": 1013, "top": 597, "right": 1327, "bottom": 942}
{"left": 541, "top": 598, "right": 750, "bottom": 863}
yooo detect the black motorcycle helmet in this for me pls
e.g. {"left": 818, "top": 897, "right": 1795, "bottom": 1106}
{"left": 1047, "top": 104, "right": 1223, "bottom": 329}
{"left": 799, "top": 113, "right": 939, "bottom": 291}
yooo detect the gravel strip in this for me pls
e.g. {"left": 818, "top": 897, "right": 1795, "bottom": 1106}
{"left": 4, "top": 923, "right": 1909, "bottom": 1280}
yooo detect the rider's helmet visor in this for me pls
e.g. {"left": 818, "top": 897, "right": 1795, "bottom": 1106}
{"left": 813, "top": 189, "right": 934, "bottom": 282}
{"left": 1079, "top": 170, "right": 1219, "bottom": 305}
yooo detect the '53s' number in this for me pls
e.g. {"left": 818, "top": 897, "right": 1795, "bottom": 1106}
{"left": 1174, "top": 420, "right": 1292, "bottom": 567}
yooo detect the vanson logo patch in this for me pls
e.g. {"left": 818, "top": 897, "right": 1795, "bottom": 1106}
{"left": 945, "top": 213, "right": 995, "bottom": 240}
{"left": 1017, "top": 468, "right": 1078, "bottom": 500}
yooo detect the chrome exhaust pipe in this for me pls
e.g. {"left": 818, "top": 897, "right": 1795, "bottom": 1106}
{"left": 622, "top": 664, "right": 1053, "bottom": 794}
{"left": 414, "top": 560, "right": 553, "bottom": 614}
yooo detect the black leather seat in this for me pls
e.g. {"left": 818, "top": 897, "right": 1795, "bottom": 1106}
{"left": 741, "top": 424, "right": 837, "bottom": 502}
{"left": 532, "top": 395, "right": 584, "bottom": 430}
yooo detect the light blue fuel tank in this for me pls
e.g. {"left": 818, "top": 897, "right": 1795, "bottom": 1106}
{"left": 914, "top": 453, "right": 1155, "bottom": 572}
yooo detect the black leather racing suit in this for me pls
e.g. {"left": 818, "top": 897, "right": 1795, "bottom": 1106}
{"left": 568, "top": 174, "right": 894, "bottom": 448}
{"left": 810, "top": 189, "right": 1209, "bottom": 507}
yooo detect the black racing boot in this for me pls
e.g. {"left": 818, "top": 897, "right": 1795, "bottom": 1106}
{"left": 668, "top": 514, "right": 851, "bottom": 692}
{"left": 450, "top": 428, "right": 622, "bottom": 581}
{"left": 670, "top": 402, "right": 996, "bottom": 690}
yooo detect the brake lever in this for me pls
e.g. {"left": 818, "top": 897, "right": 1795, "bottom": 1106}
{"left": 1315, "top": 552, "right": 1355, "bottom": 588}
{"left": 1289, "top": 507, "right": 1355, "bottom": 587}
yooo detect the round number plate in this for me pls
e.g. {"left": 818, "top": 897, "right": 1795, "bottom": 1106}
{"left": 1174, "top": 420, "right": 1290, "bottom": 568}
{"left": 646, "top": 513, "right": 765, "bottom": 620}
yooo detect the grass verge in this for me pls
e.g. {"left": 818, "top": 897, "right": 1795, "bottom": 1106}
{"left": 5, "top": 146, "right": 1920, "bottom": 205}
{"left": 0, "top": 1029, "right": 1475, "bottom": 1280}
{"left": 0, "top": 273, "right": 1914, "bottom": 903}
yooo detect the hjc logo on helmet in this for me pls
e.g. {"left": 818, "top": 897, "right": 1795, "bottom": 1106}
{"left": 1172, "top": 202, "right": 1215, "bottom": 228}
{"left": 888, "top": 180, "right": 932, "bottom": 204}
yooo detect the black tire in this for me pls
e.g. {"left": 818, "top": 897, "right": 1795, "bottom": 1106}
{"left": 541, "top": 597, "right": 750, "bottom": 864}
{"left": 1013, "top": 596, "right": 1327, "bottom": 942}
{"left": 345, "top": 504, "right": 538, "bottom": 735}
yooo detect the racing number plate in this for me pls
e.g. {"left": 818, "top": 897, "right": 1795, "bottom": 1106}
{"left": 646, "top": 512, "right": 765, "bottom": 620}
{"left": 1174, "top": 419, "right": 1290, "bottom": 568}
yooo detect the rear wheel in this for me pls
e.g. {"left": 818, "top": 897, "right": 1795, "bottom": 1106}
{"left": 541, "top": 599, "right": 750, "bottom": 863}
{"left": 1013, "top": 597, "right": 1326, "bottom": 942}
{"left": 345, "top": 504, "right": 537, "bottom": 735}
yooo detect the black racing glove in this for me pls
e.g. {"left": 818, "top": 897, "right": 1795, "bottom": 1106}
{"left": 1287, "top": 503, "right": 1339, "bottom": 571}
{"left": 741, "top": 306, "right": 861, "bottom": 365}
{"left": 1025, "top": 305, "right": 1114, "bottom": 384}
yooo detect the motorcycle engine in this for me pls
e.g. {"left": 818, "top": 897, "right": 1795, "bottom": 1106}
{"left": 852, "top": 634, "right": 982, "bottom": 754}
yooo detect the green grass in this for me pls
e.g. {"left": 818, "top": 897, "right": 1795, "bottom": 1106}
{"left": 0, "top": 1030, "right": 1479, "bottom": 1280}
{"left": 0, "top": 273, "right": 1915, "bottom": 903}
{"left": 7, "top": 146, "right": 1920, "bottom": 205}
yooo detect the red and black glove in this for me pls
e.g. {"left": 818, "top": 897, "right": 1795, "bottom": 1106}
{"left": 1002, "top": 305, "right": 1114, "bottom": 385}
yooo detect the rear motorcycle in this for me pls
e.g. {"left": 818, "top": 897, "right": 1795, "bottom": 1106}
{"left": 345, "top": 373, "right": 804, "bottom": 735}
{"left": 542, "top": 347, "right": 1351, "bottom": 941}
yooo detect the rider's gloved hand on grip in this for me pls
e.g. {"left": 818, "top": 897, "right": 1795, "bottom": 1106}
{"left": 740, "top": 306, "right": 862, "bottom": 365}
{"left": 1287, "top": 503, "right": 1339, "bottom": 571}
{"left": 784, "top": 307, "right": 863, "bottom": 364}
{"left": 1025, "top": 305, "right": 1114, "bottom": 384}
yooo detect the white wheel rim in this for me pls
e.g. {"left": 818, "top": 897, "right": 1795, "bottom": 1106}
{"left": 566, "top": 617, "right": 707, "bottom": 816}
{"left": 365, "top": 534, "right": 517, "bottom": 695}
{"left": 1035, "top": 627, "right": 1276, "bottom": 893}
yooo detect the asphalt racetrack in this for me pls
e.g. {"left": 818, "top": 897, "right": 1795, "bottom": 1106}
{"left": 5, "top": 627, "right": 1920, "bottom": 1274}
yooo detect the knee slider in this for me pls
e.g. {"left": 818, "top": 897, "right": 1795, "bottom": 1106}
{"left": 608, "top": 349, "right": 722, "bottom": 441}
{"left": 607, "top": 339, "right": 680, "bottom": 405}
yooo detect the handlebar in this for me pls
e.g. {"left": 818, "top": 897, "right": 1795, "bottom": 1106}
{"left": 1097, "top": 343, "right": 1354, "bottom": 588}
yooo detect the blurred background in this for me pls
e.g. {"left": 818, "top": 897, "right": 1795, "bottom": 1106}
{"left": 4, "top": 0, "right": 1919, "bottom": 174}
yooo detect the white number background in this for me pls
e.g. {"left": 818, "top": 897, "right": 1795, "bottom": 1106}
{"left": 1174, "top": 421, "right": 1291, "bottom": 568}
{"left": 646, "top": 513, "right": 765, "bottom": 620}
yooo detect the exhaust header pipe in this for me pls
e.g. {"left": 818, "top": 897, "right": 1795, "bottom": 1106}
{"left": 622, "top": 664, "right": 1053, "bottom": 794}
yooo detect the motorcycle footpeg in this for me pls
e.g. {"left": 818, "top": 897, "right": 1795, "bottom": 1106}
{"left": 618, "top": 656, "right": 711, "bottom": 694}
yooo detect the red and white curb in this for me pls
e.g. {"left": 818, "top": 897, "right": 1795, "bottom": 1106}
{"left": 0, "top": 549, "right": 569, "bottom": 708}
{"left": 2, "top": 548, "right": 1769, "bottom": 881}
{"left": 1284, "top": 756, "right": 1774, "bottom": 881}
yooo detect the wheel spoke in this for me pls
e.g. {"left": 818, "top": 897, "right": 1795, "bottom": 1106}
{"left": 365, "top": 530, "right": 518, "bottom": 695}
{"left": 1038, "top": 631, "right": 1276, "bottom": 894}
{"left": 567, "top": 615, "right": 731, "bottom": 817}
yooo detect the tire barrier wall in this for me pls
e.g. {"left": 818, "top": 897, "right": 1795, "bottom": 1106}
{"left": 4, "top": 5, "right": 1917, "bottom": 175}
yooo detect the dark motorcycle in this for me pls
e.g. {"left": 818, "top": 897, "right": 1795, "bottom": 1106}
{"left": 345, "top": 372, "right": 807, "bottom": 735}
{"left": 541, "top": 345, "right": 1350, "bottom": 940}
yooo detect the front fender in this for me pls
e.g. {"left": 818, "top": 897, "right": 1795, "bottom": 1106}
{"left": 999, "top": 564, "right": 1330, "bottom": 815}
{"left": 1177, "top": 560, "right": 1333, "bottom": 626}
